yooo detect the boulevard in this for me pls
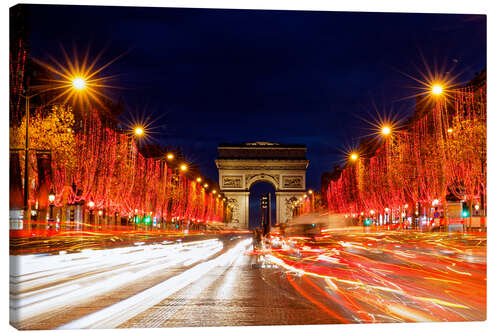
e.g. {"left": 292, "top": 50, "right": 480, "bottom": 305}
{"left": 10, "top": 225, "right": 486, "bottom": 329}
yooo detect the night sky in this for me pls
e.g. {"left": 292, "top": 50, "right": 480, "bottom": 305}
{"left": 24, "top": 5, "right": 486, "bottom": 197}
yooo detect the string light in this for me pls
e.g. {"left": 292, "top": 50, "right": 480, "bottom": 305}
{"left": 323, "top": 83, "right": 486, "bottom": 219}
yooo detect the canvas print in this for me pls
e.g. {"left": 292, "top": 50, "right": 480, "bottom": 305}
{"left": 9, "top": 4, "right": 486, "bottom": 330}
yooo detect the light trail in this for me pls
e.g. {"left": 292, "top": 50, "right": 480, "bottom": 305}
{"left": 10, "top": 227, "right": 485, "bottom": 327}
{"left": 58, "top": 238, "right": 252, "bottom": 329}
{"left": 259, "top": 229, "right": 486, "bottom": 323}
{"left": 10, "top": 239, "right": 224, "bottom": 324}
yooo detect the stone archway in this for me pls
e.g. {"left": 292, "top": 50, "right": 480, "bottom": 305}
{"left": 215, "top": 142, "right": 309, "bottom": 229}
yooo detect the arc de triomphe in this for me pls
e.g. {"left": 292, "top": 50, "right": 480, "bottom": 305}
{"left": 215, "top": 142, "right": 309, "bottom": 229}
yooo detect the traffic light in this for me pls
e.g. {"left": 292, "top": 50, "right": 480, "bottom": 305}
{"left": 260, "top": 193, "right": 271, "bottom": 236}
{"left": 462, "top": 202, "right": 469, "bottom": 218}
{"left": 260, "top": 195, "right": 269, "bottom": 209}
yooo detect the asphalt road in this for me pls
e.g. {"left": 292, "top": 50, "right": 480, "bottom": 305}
{"left": 9, "top": 230, "right": 486, "bottom": 329}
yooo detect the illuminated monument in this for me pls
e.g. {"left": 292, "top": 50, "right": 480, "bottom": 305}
{"left": 215, "top": 142, "right": 309, "bottom": 229}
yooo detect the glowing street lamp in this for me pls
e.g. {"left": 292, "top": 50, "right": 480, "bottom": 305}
{"left": 212, "top": 190, "right": 217, "bottom": 194}
{"left": 134, "top": 126, "right": 144, "bottom": 136}
{"left": 21, "top": 71, "right": 91, "bottom": 223}
{"left": 350, "top": 153, "right": 358, "bottom": 161}
{"left": 431, "top": 84, "right": 443, "bottom": 96}
{"left": 48, "top": 189, "right": 56, "bottom": 222}
{"left": 179, "top": 163, "right": 188, "bottom": 172}
{"left": 88, "top": 200, "right": 95, "bottom": 224}
{"left": 48, "top": 189, "right": 56, "bottom": 205}
{"left": 167, "top": 153, "right": 174, "bottom": 160}
{"left": 381, "top": 126, "right": 391, "bottom": 136}
{"left": 308, "top": 190, "right": 313, "bottom": 194}
{"left": 72, "top": 76, "right": 86, "bottom": 90}
{"left": 196, "top": 177, "right": 202, "bottom": 182}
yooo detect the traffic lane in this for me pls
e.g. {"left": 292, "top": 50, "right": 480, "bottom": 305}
{"left": 120, "top": 248, "right": 335, "bottom": 327}
{"left": 261, "top": 230, "right": 486, "bottom": 323}
{"left": 10, "top": 227, "right": 250, "bottom": 255}
{"left": 11, "top": 235, "right": 246, "bottom": 330}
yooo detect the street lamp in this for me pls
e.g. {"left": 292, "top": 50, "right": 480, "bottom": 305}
{"left": 48, "top": 189, "right": 55, "bottom": 221}
{"left": 179, "top": 163, "right": 188, "bottom": 172}
{"left": 350, "top": 153, "right": 358, "bottom": 161}
{"left": 381, "top": 126, "right": 391, "bottom": 136}
{"left": 308, "top": 190, "right": 313, "bottom": 194}
{"left": 134, "top": 126, "right": 144, "bottom": 136}
{"left": 88, "top": 201, "right": 95, "bottom": 224}
{"left": 431, "top": 84, "right": 443, "bottom": 96}
{"left": 18, "top": 70, "right": 90, "bottom": 224}
{"left": 196, "top": 177, "right": 202, "bottom": 183}
{"left": 72, "top": 77, "right": 86, "bottom": 90}
{"left": 48, "top": 189, "right": 56, "bottom": 205}
{"left": 203, "top": 183, "right": 208, "bottom": 188}
{"left": 167, "top": 153, "right": 174, "bottom": 160}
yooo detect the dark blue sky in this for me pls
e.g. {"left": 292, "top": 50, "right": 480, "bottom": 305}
{"left": 25, "top": 5, "right": 486, "bottom": 190}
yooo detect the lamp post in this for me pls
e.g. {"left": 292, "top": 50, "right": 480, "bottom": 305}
{"left": 170, "top": 163, "right": 188, "bottom": 229}
{"left": 88, "top": 201, "right": 95, "bottom": 225}
{"left": 431, "top": 82, "right": 451, "bottom": 230}
{"left": 48, "top": 188, "right": 55, "bottom": 222}
{"left": 17, "top": 76, "right": 88, "bottom": 225}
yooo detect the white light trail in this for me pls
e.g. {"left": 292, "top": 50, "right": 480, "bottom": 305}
{"left": 58, "top": 238, "right": 252, "bottom": 329}
{"left": 10, "top": 239, "right": 224, "bottom": 324}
